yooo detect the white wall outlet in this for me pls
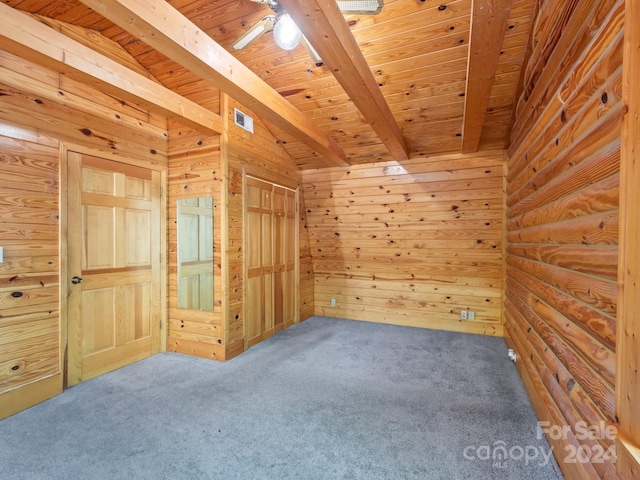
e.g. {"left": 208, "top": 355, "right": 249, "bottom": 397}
{"left": 460, "top": 310, "right": 467, "bottom": 320}
{"left": 330, "top": 298, "right": 336, "bottom": 307}
{"left": 468, "top": 311, "right": 475, "bottom": 321}
{"left": 0, "top": 246, "right": 3, "bottom": 263}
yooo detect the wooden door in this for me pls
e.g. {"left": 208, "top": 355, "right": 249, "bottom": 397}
{"left": 66, "top": 152, "right": 161, "bottom": 386}
{"left": 245, "top": 177, "right": 297, "bottom": 349}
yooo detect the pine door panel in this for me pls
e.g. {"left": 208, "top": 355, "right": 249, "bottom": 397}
{"left": 67, "top": 152, "right": 161, "bottom": 386}
{"left": 245, "top": 275, "right": 262, "bottom": 345}
{"left": 245, "top": 179, "right": 264, "bottom": 347}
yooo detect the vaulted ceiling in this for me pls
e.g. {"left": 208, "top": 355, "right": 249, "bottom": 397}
{"left": 1, "top": 0, "right": 537, "bottom": 169}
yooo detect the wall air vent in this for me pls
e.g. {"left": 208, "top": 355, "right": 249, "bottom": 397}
{"left": 234, "top": 108, "right": 254, "bottom": 134}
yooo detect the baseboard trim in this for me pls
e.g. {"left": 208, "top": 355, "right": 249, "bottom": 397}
{"left": 617, "top": 433, "right": 640, "bottom": 480}
{"left": 0, "top": 374, "right": 62, "bottom": 420}
{"left": 167, "top": 338, "right": 225, "bottom": 361}
{"left": 504, "top": 331, "right": 593, "bottom": 480}
{"left": 315, "top": 312, "right": 503, "bottom": 337}
{"left": 224, "top": 340, "right": 245, "bottom": 360}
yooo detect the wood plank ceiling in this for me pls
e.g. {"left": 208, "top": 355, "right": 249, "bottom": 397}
{"left": 2, "top": 0, "right": 537, "bottom": 169}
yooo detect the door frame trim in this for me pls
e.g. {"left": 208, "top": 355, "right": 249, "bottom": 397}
{"left": 60, "top": 143, "right": 168, "bottom": 388}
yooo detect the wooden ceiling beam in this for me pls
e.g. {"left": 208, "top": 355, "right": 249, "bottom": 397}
{"left": 0, "top": 3, "right": 223, "bottom": 136}
{"left": 79, "top": 0, "right": 349, "bottom": 168}
{"left": 279, "top": 0, "right": 409, "bottom": 161}
{"left": 461, "top": 0, "right": 512, "bottom": 153}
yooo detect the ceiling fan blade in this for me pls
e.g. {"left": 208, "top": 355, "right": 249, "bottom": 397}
{"left": 231, "top": 15, "right": 277, "bottom": 50}
{"left": 336, "top": 0, "right": 384, "bottom": 15}
{"left": 301, "top": 35, "right": 323, "bottom": 66}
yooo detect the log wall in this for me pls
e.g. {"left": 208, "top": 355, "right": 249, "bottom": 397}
{"left": 504, "top": 1, "right": 622, "bottom": 478}
{"left": 0, "top": 44, "right": 168, "bottom": 419}
{"left": 302, "top": 150, "right": 506, "bottom": 336}
{"left": 616, "top": 0, "right": 640, "bottom": 476}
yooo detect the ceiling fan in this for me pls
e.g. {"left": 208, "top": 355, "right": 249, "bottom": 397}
{"left": 231, "top": 0, "right": 384, "bottom": 65}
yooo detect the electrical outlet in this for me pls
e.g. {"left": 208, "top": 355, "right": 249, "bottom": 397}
{"left": 468, "top": 311, "right": 475, "bottom": 321}
{"left": 330, "top": 298, "right": 336, "bottom": 307}
{"left": 460, "top": 310, "right": 467, "bottom": 320}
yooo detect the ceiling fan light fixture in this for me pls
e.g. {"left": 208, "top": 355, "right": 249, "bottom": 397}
{"left": 301, "top": 35, "right": 323, "bottom": 66}
{"left": 232, "top": 15, "right": 277, "bottom": 50}
{"left": 273, "top": 13, "right": 301, "bottom": 50}
{"left": 233, "top": 0, "right": 385, "bottom": 58}
{"left": 232, "top": 31, "right": 261, "bottom": 50}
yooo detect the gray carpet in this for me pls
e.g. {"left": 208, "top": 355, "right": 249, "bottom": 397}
{"left": 0, "top": 316, "right": 563, "bottom": 479}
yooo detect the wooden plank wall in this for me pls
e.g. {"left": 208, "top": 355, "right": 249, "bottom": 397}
{"left": 0, "top": 49, "right": 168, "bottom": 161}
{"left": 302, "top": 150, "right": 505, "bottom": 336}
{"left": 0, "top": 44, "right": 168, "bottom": 418}
{"left": 166, "top": 120, "right": 225, "bottom": 360}
{"left": 165, "top": 93, "right": 313, "bottom": 360}
{"left": 0, "top": 128, "right": 61, "bottom": 419}
{"left": 299, "top": 197, "right": 315, "bottom": 320}
{"left": 225, "top": 97, "right": 311, "bottom": 355}
{"left": 167, "top": 94, "right": 313, "bottom": 361}
{"left": 504, "top": 1, "right": 622, "bottom": 479}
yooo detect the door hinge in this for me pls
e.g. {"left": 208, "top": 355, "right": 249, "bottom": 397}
{"left": 160, "top": 186, "right": 164, "bottom": 198}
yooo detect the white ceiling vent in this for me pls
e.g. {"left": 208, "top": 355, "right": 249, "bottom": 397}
{"left": 234, "top": 108, "right": 254, "bottom": 134}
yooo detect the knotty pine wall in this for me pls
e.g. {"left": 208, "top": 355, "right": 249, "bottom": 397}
{"left": 166, "top": 121, "right": 225, "bottom": 359}
{"left": 167, "top": 94, "right": 314, "bottom": 361}
{"left": 225, "top": 97, "right": 313, "bottom": 354}
{"left": 302, "top": 150, "right": 505, "bottom": 336}
{"left": 0, "top": 128, "right": 61, "bottom": 420}
{"left": 299, "top": 201, "right": 315, "bottom": 320}
{"left": 504, "top": 1, "right": 622, "bottom": 479}
{"left": 0, "top": 46, "right": 168, "bottom": 419}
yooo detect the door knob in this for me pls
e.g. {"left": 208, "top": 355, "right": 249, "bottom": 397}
{"left": 71, "top": 276, "right": 83, "bottom": 284}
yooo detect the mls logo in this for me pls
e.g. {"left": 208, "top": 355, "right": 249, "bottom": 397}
{"left": 492, "top": 441, "right": 509, "bottom": 469}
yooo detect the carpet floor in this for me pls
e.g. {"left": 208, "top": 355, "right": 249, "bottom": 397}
{"left": 0, "top": 316, "right": 564, "bottom": 479}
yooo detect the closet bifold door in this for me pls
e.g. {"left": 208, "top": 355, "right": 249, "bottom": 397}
{"left": 244, "top": 176, "right": 297, "bottom": 349}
